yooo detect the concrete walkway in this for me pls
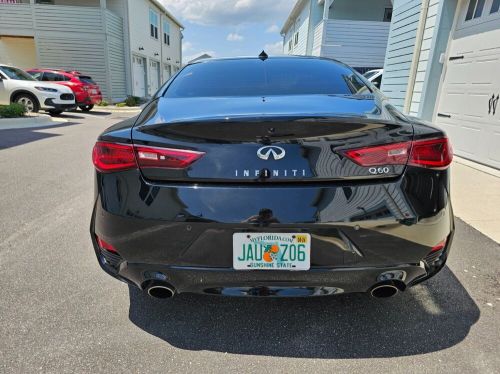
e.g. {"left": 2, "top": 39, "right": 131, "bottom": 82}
{"left": 451, "top": 157, "right": 500, "bottom": 243}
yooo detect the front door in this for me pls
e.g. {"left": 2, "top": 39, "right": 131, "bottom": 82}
{"left": 132, "top": 56, "right": 146, "bottom": 97}
{"left": 149, "top": 60, "right": 160, "bottom": 95}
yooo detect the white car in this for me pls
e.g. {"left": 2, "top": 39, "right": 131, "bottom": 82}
{"left": 0, "top": 64, "right": 76, "bottom": 115}
{"left": 363, "top": 69, "right": 383, "bottom": 89}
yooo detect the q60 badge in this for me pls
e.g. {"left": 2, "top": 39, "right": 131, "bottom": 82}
{"left": 369, "top": 167, "right": 390, "bottom": 175}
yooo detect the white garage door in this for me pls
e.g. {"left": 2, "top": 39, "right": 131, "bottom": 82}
{"left": 132, "top": 56, "right": 146, "bottom": 98}
{"left": 435, "top": 0, "right": 500, "bottom": 169}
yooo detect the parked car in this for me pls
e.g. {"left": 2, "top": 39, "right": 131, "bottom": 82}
{"left": 91, "top": 56, "right": 454, "bottom": 300}
{"left": 364, "top": 69, "right": 383, "bottom": 89}
{"left": 0, "top": 64, "right": 76, "bottom": 115}
{"left": 28, "top": 69, "right": 102, "bottom": 112}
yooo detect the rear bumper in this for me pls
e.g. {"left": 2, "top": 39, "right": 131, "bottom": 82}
{"left": 90, "top": 166, "right": 454, "bottom": 296}
{"left": 77, "top": 94, "right": 102, "bottom": 105}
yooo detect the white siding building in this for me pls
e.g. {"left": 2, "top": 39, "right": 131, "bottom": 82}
{"left": 382, "top": 0, "right": 500, "bottom": 169}
{"left": 0, "top": 0, "right": 183, "bottom": 101}
{"left": 281, "top": 0, "right": 394, "bottom": 71}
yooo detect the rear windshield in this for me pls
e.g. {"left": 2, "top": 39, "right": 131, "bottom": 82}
{"left": 78, "top": 76, "right": 96, "bottom": 84}
{"left": 165, "top": 58, "right": 370, "bottom": 98}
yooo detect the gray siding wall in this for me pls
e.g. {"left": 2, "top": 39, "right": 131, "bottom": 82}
{"left": 381, "top": 0, "right": 422, "bottom": 109}
{"left": 0, "top": 3, "right": 126, "bottom": 101}
{"left": 321, "top": 19, "right": 390, "bottom": 68}
{"left": 105, "top": 10, "right": 127, "bottom": 100}
{"left": 408, "top": 0, "right": 440, "bottom": 115}
{"left": 0, "top": 4, "right": 33, "bottom": 35}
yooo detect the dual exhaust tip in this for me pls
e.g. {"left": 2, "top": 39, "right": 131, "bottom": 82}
{"left": 146, "top": 283, "right": 175, "bottom": 299}
{"left": 370, "top": 282, "right": 403, "bottom": 298}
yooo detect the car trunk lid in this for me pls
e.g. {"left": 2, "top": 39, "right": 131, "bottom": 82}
{"left": 131, "top": 95, "right": 414, "bottom": 182}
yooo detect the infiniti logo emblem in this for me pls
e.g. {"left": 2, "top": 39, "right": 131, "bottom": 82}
{"left": 257, "top": 146, "right": 286, "bottom": 160}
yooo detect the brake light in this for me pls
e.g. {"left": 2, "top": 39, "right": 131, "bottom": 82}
{"left": 408, "top": 138, "right": 453, "bottom": 168}
{"left": 92, "top": 142, "right": 136, "bottom": 172}
{"left": 343, "top": 137, "right": 453, "bottom": 169}
{"left": 135, "top": 146, "right": 205, "bottom": 169}
{"left": 92, "top": 141, "right": 204, "bottom": 172}
{"left": 96, "top": 236, "right": 119, "bottom": 253}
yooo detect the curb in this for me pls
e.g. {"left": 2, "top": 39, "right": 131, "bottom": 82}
{"left": 0, "top": 114, "right": 66, "bottom": 130}
{"left": 92, "top": 106, "right": 142, "bottom": 113}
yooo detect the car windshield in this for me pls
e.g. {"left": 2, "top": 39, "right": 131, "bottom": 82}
{"left": 0, "top": 66, "right": 36, "bottom": 81}
{"left": 78, "top": 76, "right": 96, "bottom": 84}
{"left": 363, "top": 71, "right": 378, "bottom": 80}
{"left": 165, "top": 58, "right": 371, "bottom": 98}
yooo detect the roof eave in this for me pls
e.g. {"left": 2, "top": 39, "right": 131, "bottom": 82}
{"left": 150, "top": 0, "right": 185, "bottom": 29}
{"left": 280, "top": 0, "right": 308, "bottom": 35}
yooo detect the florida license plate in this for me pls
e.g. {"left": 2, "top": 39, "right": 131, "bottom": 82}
{"left": 233, "top": 233, "right": 311, "bottom": 270}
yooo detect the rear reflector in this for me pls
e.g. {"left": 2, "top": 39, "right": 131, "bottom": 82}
{"left": 431, "top": 239, "right": 447, "bottom": 253}
{"left": 92, "top": 142, "right": 136, "bottom": 172}
{"left": 96, "top": 236, "right": 119, "bottom": 253}
{"left": 135, "top": 146, "right": 205, "bottom": 169}
{"left": 343, "top": 137, "right": 453, "bottom": 169}
{"left": 92, "top": 141, "right": 204, "bottom": 172}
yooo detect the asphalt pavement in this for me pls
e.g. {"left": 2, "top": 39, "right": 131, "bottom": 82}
{"left": 0, "top": 111, "right": 498, "bottom": 373}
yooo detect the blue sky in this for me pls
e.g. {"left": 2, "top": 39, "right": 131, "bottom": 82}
{"left": 159, "top": 0, "right": 296, "bottom": 63}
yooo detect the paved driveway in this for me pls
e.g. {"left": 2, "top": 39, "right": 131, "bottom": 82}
{"left": 0, "top": 112, "right": 498, "bottom": 373}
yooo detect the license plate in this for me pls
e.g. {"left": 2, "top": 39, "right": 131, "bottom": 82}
{"left": 233, "top": 233, "right": 311, "bottom": 271}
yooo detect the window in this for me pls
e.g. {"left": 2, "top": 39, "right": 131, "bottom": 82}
{"left": 288, "top": 39, "right": 292, "bottom": 51}
{"left": 164, "top": 58, "right": 370, "bottom": 98}
{"left": 29, "top": 72, "right": 42, "bottom": 80}
{"left": 465, "top": 0, "right": 486, "bottom": 21}
{"left": 163, "top": 20, "right": 170, "bottom": 45}
{"left": 383, "top": 8, "right": 393, "bottom": 22}
{"left": 41, "top": 72, "right": 66, "bottom": 81}
{"left": 149, "top": 9, "right": 159, "bottom": 39}
{"left": 294, "top": 32, "right": 299, "bottom": 46}
{"left": 0, "top": 66, "right": 35, "bottom": 81}
{"left": 491, "top": 0, "right": 500, "bottom": 13}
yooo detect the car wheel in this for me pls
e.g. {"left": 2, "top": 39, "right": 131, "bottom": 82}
{"left": 14, "top": 94, "right": 39, "bottom": 113}
{"left": 48, "top": 110, "right": 64, "bottom": 116}
{"left": 79, "top": 105, "right": 94, "bottom": 112}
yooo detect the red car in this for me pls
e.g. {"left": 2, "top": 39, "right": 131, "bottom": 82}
{"left": 27, "top": 69, "right": 103, "bottom": 112}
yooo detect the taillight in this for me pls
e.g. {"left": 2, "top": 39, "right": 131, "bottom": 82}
{"left": 96, "top": 236, "right": 119, "bottom": 253}
{"left": 92, "top": 141, "right": 204, "bottom": 172}
{"left": 135, "top": 146, "right": 205, "bottom": 169}
{"left": 92, "top": 142, "right": 136, "bottom": 172}
{"left": 408, "top": 138, "right": 453, "bottom": 169}
{"left": 343, "top": 137, "right": 453, "bottom": 169}
{"left": 344, "top": 142, "right": 411, "bottom": 167}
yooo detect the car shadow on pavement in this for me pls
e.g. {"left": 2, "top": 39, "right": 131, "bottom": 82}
{"left": 0, "top": 122, "right": 79, "bottom": 150}
{"left": 128, "top": 266, "right": 480, "bottom": 359}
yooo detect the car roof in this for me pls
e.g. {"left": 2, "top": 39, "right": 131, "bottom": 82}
{"left": 186, "top": 55, "right": 345, "bottom": 66}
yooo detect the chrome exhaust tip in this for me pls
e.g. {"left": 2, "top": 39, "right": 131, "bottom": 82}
{"left": 147, "top": 284, "right": 175, "bottom": 299}
{"left": 370, "top": 284, "right": 399, "bottom": 298}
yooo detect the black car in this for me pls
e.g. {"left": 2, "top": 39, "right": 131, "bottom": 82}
{"left": 90, "top": 56, "right": 454, "bottom": 299}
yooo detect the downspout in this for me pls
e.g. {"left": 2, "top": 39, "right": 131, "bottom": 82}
{"left": 403, "top": 0, "right": 430, "bottom": 113}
